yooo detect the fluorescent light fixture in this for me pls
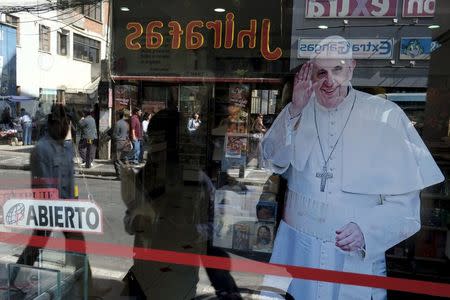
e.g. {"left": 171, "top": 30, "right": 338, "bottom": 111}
{"left": 428, "top": 24, "right": 440, "bottom": 29}
{"left": 120, "top": 7, "right": 130, "bottom": 12}
{"left": 318, "top": 25, "right": 328, "bottom": 29}
{"left": 214, "top": 8, "right": 226, "bottom": 12}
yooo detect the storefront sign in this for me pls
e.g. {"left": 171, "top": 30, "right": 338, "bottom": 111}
{"left": 400, "top": 38, "right": 432, "bottom": 60}
{"left": 3, "top": 199, "right": 103, "bottom": 233}
{"left": 402, "top": 0, "right": 435, "bottom": 17}
{"left": 298, "top": 38, "right": 393, "bottom": 59}
{"left": 125, "top": 13, "right": 281, "bottom": 61}
{"left": 305, "top": 0, "right": 397, "bottom": 18}
{"left": 112, "top": 0, "right": 285, "bottom": 77}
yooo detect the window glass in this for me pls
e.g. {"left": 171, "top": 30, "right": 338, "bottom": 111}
{"left": 81, "top": 3, "right": 102, "bottom": 22}
{"left": 39, "top": 25, "right": 50, "bottom": 52}
{"left": 73, "top": 33, "right": 100, "bottom": 63}
{"left": 57, "top": 31, "right": 68, "bottom": 56}
{"left": 5, "top": 14, "right": 19, "bottom": 46}
{"left": 1, "top": 1, "right": 449, "bottom": 300}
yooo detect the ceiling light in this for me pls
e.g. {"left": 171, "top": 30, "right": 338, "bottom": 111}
{"left": 214, "top": 8, "right": 226, "bottom": 12}
{"left": 318, "top": 25, "right": 328, "bottom": 29}
{"left": 428, "top": 24, "right": 440, "bottom": 29}
{"left": 120, "top": 7, "right": 130, "bottom": 12}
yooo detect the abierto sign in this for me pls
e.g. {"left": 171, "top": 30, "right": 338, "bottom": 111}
{"left": 3, "top": 199, "right": 103, "bottom": 233}
{"left": 305, "top": 0, "right": 397, "bottom": 18}
{"left": 298, "top": 38, "right": 393, "bottom": 60}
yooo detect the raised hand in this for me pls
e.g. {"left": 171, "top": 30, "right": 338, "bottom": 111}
{"left": 289, "top": 62, "right": 323, "bottom": 117}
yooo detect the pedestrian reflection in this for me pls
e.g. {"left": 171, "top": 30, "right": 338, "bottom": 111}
{"left": 11, "top": 104, "right": 98, "bottom": 298}
{"left": 121, "top": 100, "right": 242, "bottom": 299}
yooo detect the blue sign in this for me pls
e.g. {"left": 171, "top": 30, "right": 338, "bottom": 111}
{"left": 298, "top": 38, "right": 394, "bottom": 60}
{"left": 0, "top": 24, "right": 17, "bottom": 96}
{"left": 400, "top": 38, "right": 432, "bottom": 60}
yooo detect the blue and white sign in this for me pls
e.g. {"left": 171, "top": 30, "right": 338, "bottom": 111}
{"left": 298, "top": 38, "right": 394, "bottom": 60}
{"left": 3, "top": 199, "right": 103, "bottom": 233}
{"left": 400, "top": 38, "right": 432, "bottom": 60}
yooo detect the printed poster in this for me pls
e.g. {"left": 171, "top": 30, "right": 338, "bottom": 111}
{"left": 224, "top": 133, "right": 248, "bottom": 158}
{"left": 252, "top": 222, "right": 275, "bottom": 253}
{"left": 400, "top": 38, "right": 432, "bottom": 60}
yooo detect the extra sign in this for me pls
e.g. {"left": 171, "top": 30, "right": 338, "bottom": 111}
{"left": 3, "top": 199, "right": 103, "bottom": 233}
{"left": 305, "top": 0, "right": 397, "bottom": 18}
{"left": 298, "top": 38, "right": 393, "bottom": 60}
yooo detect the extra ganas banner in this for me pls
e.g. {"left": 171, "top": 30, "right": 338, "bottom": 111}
{"left": 111, "top": 0, "right": 290, "bottom": 78}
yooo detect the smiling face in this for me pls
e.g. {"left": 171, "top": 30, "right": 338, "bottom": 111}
{"left": 311, "top": 59, "right": 356, "bottom": 108}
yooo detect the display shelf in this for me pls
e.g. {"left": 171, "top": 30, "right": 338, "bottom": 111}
{"left": 386, "top": 254, "right": 408, "bottom": 260}
{"left": 420, "top": 192, "right": 450, "bottom": 201}
{"left": 421, "top": 225, "right": 448, "bottom": 232}
{"left": 414, "top": 256, "right": 448, "bottom": 263}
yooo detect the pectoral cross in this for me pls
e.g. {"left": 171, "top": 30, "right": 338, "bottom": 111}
{"left": 316, "top": 166, "right": 333, "bottom": 192}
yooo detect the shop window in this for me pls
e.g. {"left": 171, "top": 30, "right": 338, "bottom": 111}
{"left": 39, "top": 25, "right": 50, "bottom": 52}
{"left": 57, "top": 30, "right": 69, "bottom": 56}
{"left": 142, "top": 86, "right": 171, "bottom": 112}
{"left": 5, "top": 14, "right": 19, "bottom": 46}
{"left": 251, "top": 89, "right": 278, "bottom": 114}
{"left": 73, "top": 33, "right": 100, "bottom": 63}
{"left": 39, "top": 88, "right": 58, "bottom": 104}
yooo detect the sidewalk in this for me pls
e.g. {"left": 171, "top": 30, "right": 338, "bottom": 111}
{"left": 0, "top": 144, "right": 117, "bottom": 177}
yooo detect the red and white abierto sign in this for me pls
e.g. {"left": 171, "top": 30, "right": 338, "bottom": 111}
{"left": 403, "top": 0, "right": 435, "bottom": 17}
{"left": 305, "top": 0, "right": 397, "bottom": 18}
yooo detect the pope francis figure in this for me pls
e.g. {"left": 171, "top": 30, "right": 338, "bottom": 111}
{"left": 261, "top": 36, "right": 444, "bottom": 300}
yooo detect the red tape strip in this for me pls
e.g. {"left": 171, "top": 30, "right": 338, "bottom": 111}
{"left": 0, "top": 232, "right": 449, "bottom": 298}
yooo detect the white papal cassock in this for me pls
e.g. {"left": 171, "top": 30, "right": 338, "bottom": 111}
{"left": 261, "top": 87, "right": 444, "bottom": 300}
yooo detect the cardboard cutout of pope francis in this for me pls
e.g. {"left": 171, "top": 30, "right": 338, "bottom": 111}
{"left": 261, "top": 36, "right": 444, "bottom": 300}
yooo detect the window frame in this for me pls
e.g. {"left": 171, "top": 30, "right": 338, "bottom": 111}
{"left": 73, "top": 33, "right": 101, "bottom": 63}
{"left": 57, "top": 30, "right": 69, "bottom": 56}
{"left": 5, "top": 14, "right": 20, "bottom": 46}
{"left": 39, "top": 25, "right": 51, "bottom": 53}
{"left": 81, "top": 2, "right": 102, "bottom": 23}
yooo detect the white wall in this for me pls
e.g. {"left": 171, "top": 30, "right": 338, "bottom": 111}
{"left": 2, "top": 2, "right": 107, "bottom": 98}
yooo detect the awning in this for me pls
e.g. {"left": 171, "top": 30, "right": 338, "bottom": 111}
{"left": 65, "top": 77, "right": 101, "bottom": 95}
{"left": 0, "top": 96, "right": 36, "bottom": 102}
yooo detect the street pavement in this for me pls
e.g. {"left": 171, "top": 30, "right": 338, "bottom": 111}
{"left": 0, "top": 144, "right": 117, "bottom": 178}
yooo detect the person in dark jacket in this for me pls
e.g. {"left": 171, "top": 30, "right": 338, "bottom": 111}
{"left": 12, "top": 104, "right": 95, "bottom": 297}
{"left": 78, "top": 108, "right": 98, "bottom": 168}
{"left": 113, "top": 110, "right": 131, "bottom": 178}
